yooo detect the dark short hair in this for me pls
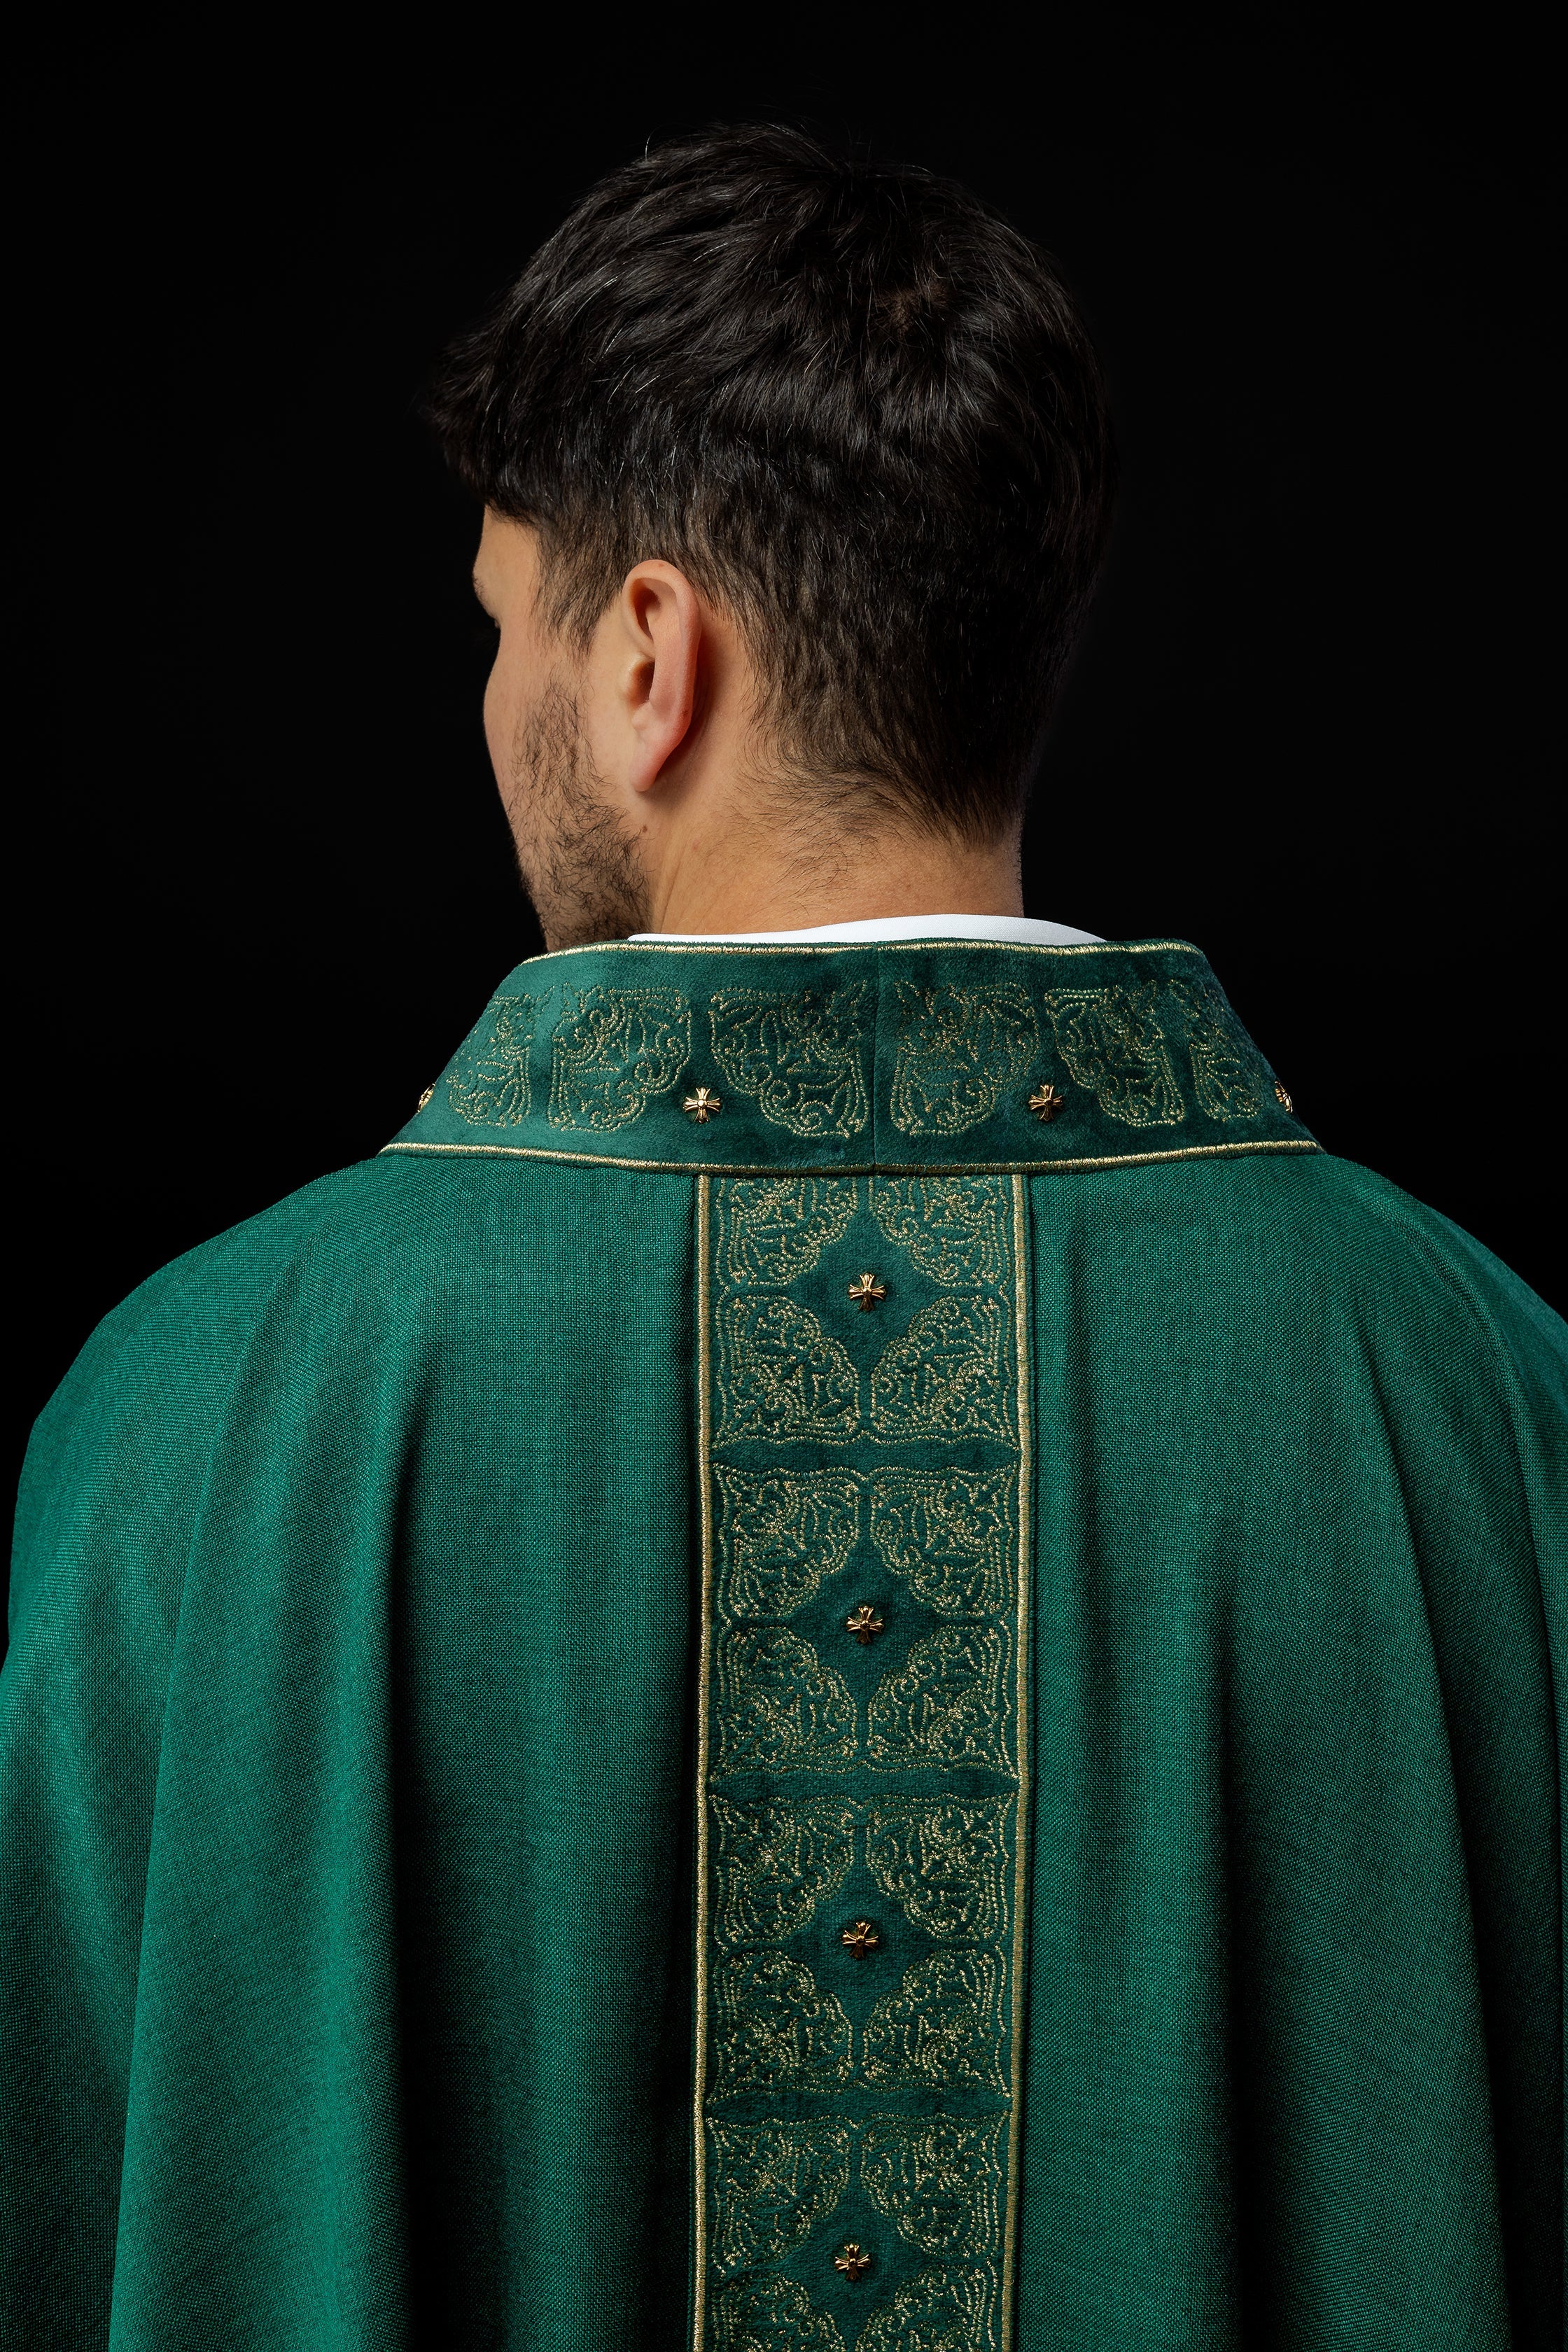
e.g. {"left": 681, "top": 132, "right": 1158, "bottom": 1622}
{"left": 428, "top": 122, "right": 1115, "bottom": 841}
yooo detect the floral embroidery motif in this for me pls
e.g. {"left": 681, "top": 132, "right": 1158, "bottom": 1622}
{"left": 710, "top": 986, "right": 872, "bottom": 1138}
{"left": 713, "top": 1799, "right": 858, "bottom": 1945}
{"left": 868, "top": 1471, "right": 1014, "bottom": 1616}
{"left": 869, "top": 1179, "right": 1010, "bottom": 1286}
{"left": 720, "top": 1180, "right": 860, "bottom": 1287}
{"left": 700, "top": 1172, "right": 1024, "bottom": 2352}
{"left": 1166, "top": 976, "right": 1267, "bottom": 1121}
{"left": 865, "top": 1800, "right": 1011, "bottom": 1942}
{"left": 869, "top": 1301, "right": 1011, "bottom": 1442}
{"left": 547, "top": 986, "right": 691, "bottom": 1130}
{"left": 715, "top": 1468, "right": 862, "bottom": 1620}
{"left": 713, "top": 1952, "right": 854, "bottom": 2096}
{"left": 712, "top": 2273, "right": 847, "bottom": 2352}
{"left": 855, "top": 2264, "right": 995, "bottom": 2351}
{"left": 445, "top": 993, "right": 538, "bottom": 1126}
{"left": 715, "top": 1629, "right": 858, "bottom": 1772}
{"left": 862, "top": 1951, "right": 1009, "bottom": 2091}
{"left": 709, "top": 2122, "right": 855, "bottom": 2274}
{"left": 860, "top": 2117, "right": 1006, "bottom": 2259}
{"left": 867, "top": 1627, "right": 1010, "bottom": 1768}
{"left": 718, "top": 1298, "right": 860, "bottom": 1443}
{"left": 1043, "top": 983, "right": 1183, "bottom": 1128}
{"left": 889, "top": 983, "right": 1040, "bottom": 1135}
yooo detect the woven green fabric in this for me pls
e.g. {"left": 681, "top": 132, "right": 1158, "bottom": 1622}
{"left": 2, "top": 937, "right": 1563, "bottom": 2349}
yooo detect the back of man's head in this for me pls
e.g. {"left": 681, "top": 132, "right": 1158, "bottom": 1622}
{"left": 429, "top": 122, "right": 1115, "bottom": 845}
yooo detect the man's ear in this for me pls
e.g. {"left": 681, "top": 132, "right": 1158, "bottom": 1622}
{"left": 619, "top": 561, "right": 704, "bottom": 793}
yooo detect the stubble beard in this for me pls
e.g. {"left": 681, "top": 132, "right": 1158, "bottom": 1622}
{"left": 503, "top": 680, "right": 651, "bottom": 951}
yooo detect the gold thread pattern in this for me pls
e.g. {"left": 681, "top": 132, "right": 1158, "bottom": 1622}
{"left": 890, "top": 983, "right": 1039, "bottom": 1136}
{"left": 869, "top": 1178, "right": 1010, "bottom": 1285}
{"left": 445, "top": 993, "right": 538, "bottom": 1126}
{"left": 861, "top": 1951, "right": 1009, "bottom": 2091}
{"left": 712, "top": 2273, "right": 847, "bottom": 2351}
{"left": 718, "top": 1298, "right": 860, "bottom": 1444}
{"left": 547, "top": 986, "right": 691, "bottom": 1130}
{"left": 869, "top": 1301, "right": 1011, "bottom": 1443}
{"left": 866, "top": 1627, "right": 1011, "bottom": 1769}
{"left": 715, "top": 1629, "right": 858, "bottom": 1772}
{"left": 715, "top": 1468, "right": 862, "bottom": 1620}
{"left": 384, "top": 1137, "right": 1320, "bottom": 1176}
{"left": 696, "top": 1171, "right": 1028, "bottom": 2352}
{"left": 713, "top": 1952, "right": 854, "bottom": 2096}
{"left": 864, "top": 1800, "right": 1011, "bottom": 1942}
{"left": 1044, "top": 983, "right": 1184, "bottom": 1127}
{"left": 710, "top": 2123, "right": 855, "bottom": 2275}
{"left": 855, "top": 2264, "right": 995, "bottom": 2351}
{"left": 720, "top": 1180, "right": 860, "bottom": 1287}
{"left": 1166, "top": 975, "right": 1268, "bottom": 1121}
{"left": 868, "top": 1471, "right": 1014, "bottom": 1616}
{"left": 713, "top": 1800, "right": 859, "bottom": 1946}
{"left": 710, "top": 986, "right": 872, "bottom": 1138}
{"left": 860, "top": 2118, "right": 1006, "bottom": 2259}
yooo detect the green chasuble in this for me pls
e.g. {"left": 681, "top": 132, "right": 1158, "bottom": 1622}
{"left": 3, "top": 935, "right": 1564, "bottom": 2351}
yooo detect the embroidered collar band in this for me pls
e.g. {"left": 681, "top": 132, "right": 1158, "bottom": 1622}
{"left": 387, "top": 935, "right": 1314, "bottom": 1177}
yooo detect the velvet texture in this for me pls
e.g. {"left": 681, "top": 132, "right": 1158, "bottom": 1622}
{"left": 3, "top": 938, "right": 1562, "bottom": 2348}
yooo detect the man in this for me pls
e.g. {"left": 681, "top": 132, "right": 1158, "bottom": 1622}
{"left": 3, "top": 123, "right": 1562, "bottom": 2351}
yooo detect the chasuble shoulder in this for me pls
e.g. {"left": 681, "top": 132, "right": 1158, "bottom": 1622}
{"left": 3, "top": 938, "right": 1564, "bottom": 2351}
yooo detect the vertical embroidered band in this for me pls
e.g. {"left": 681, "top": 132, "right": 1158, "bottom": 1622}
{"left": 693, "top": 1174, "right": 1032, "bottom": 2351}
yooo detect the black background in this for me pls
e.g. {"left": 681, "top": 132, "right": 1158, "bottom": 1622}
{"left": 12, "top": 16, "right": 1560, "bottom": 1559}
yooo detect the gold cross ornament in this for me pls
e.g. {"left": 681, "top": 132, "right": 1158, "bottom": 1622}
{"left": 845, "top": 1604, "right": 884, "bottom": 1644}
{"left": 841, "top": 1919, "right": 880, "bottom": 1958}
{"left": 682, "top": 1086, "right": 722, "bottom": 1123}
{"left": 846, "top": 1272, "right": 887, "bottom": 1310}
{"left": 834, "top": 2244, "right": 872, "bottom": 2281}
{"left": 1027, "top": 1082, "right": 1065, "bottom": 1122}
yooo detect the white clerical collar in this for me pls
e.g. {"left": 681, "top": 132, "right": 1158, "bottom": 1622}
{"left": 629, "top": 913, "right": 1103, "bottom": 946}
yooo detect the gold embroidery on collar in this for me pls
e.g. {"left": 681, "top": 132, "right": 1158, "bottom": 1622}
{"left": 890, "top": 981, "right": 1039, "bottom": 1135}
{"left": 1167, "top": 974, "right": 1268, "bottom": 1121}
{"left": 383, "top": 1136, "right": 1321, "bottom": 1175}
{"left": 710, "top": 983, "right": 872, "bottom": 1137}
{"left": 547, "top": 985, "right": 691, "bottom": 1131}
{"left": 1044, "top": 981, "right": 1184, "bottom": 1127}
{"left": 445, "top": 993, "right": 538, "bottom": 1127}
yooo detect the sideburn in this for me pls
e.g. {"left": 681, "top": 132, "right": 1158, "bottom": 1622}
{"left": 506, "top": 682, "right": 652, "bottom": 950}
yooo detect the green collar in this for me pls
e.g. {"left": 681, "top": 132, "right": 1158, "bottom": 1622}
{"left": 384, "top": 935, "right": 1316, "bottom": 1176}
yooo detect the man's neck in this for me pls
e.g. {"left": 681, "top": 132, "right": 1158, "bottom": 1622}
{"left": 640, "top": 824, "right": 1026, "bottom": 937}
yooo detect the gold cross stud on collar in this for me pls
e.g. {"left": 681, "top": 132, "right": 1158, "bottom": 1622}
{"left": 846, "top": 1273, "right": 887, "bottom": 1311}
{"left": 682, "top": 1086, "right": 722, "bottom": 1123}
{"left": 1027, "top": 1082, "right": 1065, "bottom": 1122}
